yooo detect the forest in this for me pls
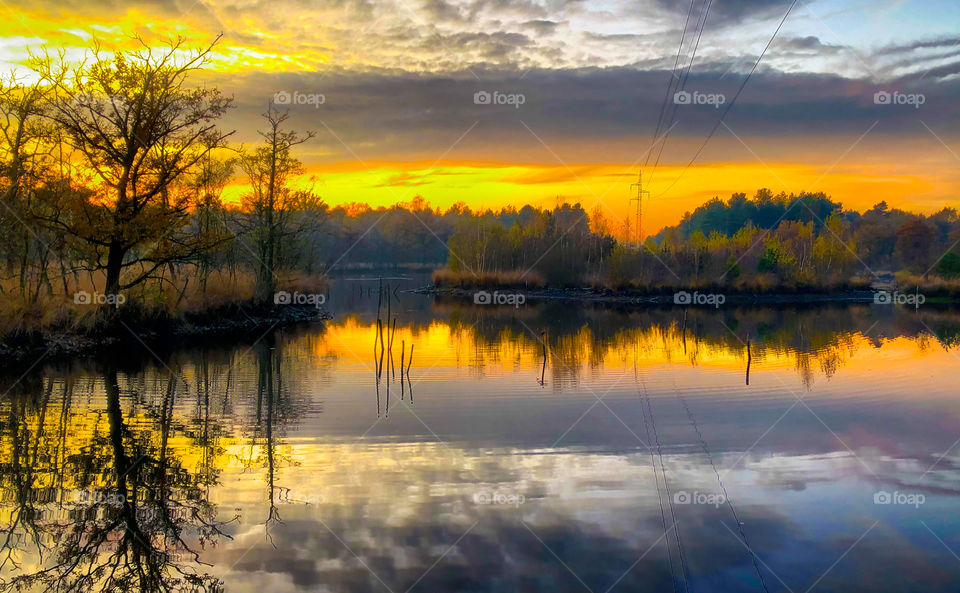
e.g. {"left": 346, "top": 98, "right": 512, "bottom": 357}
{"left": 438, "top": 191, "right": 960, "bottom": 291}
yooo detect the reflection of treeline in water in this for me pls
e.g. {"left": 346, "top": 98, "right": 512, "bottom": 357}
{"left": 436, "top": 190, "right": 960, "bottom": 292}
{"left": 443, "top": 303, "right": 960, "bottom": 386}
{"left": 0, "top": 337, "right": 313, "bottom": 592}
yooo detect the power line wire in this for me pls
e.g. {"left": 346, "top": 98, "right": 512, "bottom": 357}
{"left": 674, "top": 384, "right": 771, "bottom": 593}
{"left": 638, "top": 367, "right": 681, "bottom": 593}
{"left": 646, "top": 0, "right": 701, "bottom": 169}
{"left": 656, "top": 0, "right": 800, "bottom": 198}
{"left": 649, "top": 0, "right": 716, "bottom": 184}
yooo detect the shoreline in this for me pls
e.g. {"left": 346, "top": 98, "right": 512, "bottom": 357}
{"left": 0, "top": 305, "right": 331, "bottom": 371}
{"left": 414, "top": 285, "right": 938, "bottom": 306}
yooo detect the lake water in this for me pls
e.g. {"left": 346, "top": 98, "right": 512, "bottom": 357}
{"left": 2, "top": 274, "right": 959, "bottom": 592}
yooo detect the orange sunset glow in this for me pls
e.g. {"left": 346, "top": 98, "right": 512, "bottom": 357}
{"left": 3, "top": 0, "right": 958, "bottom": 236}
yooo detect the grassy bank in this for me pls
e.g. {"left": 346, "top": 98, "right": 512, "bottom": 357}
{"left": 432, "top": 267, "right": 873, "bottom": 294}
{"left": 430, "top": 267, "right": 960, "bottom": 302}
{"left": 0, "top": 269, "right": 331, "bottom": 367}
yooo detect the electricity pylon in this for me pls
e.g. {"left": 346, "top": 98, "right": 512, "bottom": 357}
{"left": 630, "top": 172, "right": 649, "bottom": 249}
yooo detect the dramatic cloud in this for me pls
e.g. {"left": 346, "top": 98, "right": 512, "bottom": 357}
{"left": 218, "top": 61, "right": 960, "bottom": 162}
{"left": 3, "top": 0, "right": 958, "bottom": 223}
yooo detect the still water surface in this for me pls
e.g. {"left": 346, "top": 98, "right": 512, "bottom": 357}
{"left": 2, "top": 275, "right": 959, "bottom": 592}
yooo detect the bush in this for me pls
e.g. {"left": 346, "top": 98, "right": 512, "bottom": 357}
{"left": 936, "top": 252, "right": 960, "bottom": 279}
{"left": 432, "top": 268, "right": 546, "bottom": 289}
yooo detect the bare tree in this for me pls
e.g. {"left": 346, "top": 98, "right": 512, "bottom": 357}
{"left": 237, "top": 106, "right": 317, "bottom": 304}
{"left": 188, "top": 152, "right": 235, "bottom": 300}
{"left": 29, "top": 36, "right": 233, "bottom": 297}
{"left": 0, "top": 73, "right": 58, "bottom": 300}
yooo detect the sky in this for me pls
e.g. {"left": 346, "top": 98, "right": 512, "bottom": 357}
{"left": 2, "top": 0, "right": 959, "bottom": 236}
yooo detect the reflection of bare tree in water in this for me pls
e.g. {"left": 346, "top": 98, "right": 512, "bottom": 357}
{"left": 373, "top": 282, "right": 414, "bottom": 416}
{"left": 246, "top": 334, "right": 302, "bottom": 544}
{"left": 0, "top": 367, "right": 234, "bottom": 593}
{"left": 0, "top": 376, "right": 53, "bottom": 575}
{"left": 259, "top": 336, "right": 283, "bottom": 540}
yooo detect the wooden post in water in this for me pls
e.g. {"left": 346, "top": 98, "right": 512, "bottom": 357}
{"left": 539, "top": 330, "right": 548, "bottom": 386}
{"left": 378, "top": 320, "right": 385, "bottom": 379}
{"left": 377, "top": 277, "right": 383, "bottom": 318}
{"left": 386, "top": 283, "right": 393, "bottom": 378}
{"left": 407, "top": 343, "right": 414, "bottom": 403}
{"left": 400, "top": 340, "right": 405, "bottom": 399}
{"left": 681, "top": 309, "right": 688, "bottom": 355}
{"left": 389, "top": 319, "right": 397, "bottom": 381}
{"left": 746, "top": 337, "right": 752, "bottom": 386}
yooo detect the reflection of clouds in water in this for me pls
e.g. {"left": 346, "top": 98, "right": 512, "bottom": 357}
{"left": 208, "top": 443, "right": 960, "bottom": 592}
{"left": 5, "top": 296, "right": 960, "bottom": 591}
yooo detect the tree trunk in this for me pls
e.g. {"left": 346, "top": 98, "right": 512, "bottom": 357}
{"left": 104, "top": 242, "right": 126, "bottom": 295}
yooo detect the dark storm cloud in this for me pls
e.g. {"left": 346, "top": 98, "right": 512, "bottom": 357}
{"left": 422, "top": 0, "right": 466, "bottom": 22}
{"left": 441, "top": 31, "right": 534, "bottom": 59}
{"left": 219, "top": 58, "right": 960, "bottom": 161}
{"left": 522, "top": 19, "right": 561, "bottom": 35}
{"left": 875, "top": 35, "right": 960, "bottom": 55}
{"left": 584, "top": 32, "right": 649, "bottom": 43}
{"left": 652, "top": 0, "right": 791, "bottom": 29}
{"left": 775, "top": 35, "right": 843, "bottom": 52}
{"left": 871, "top": 36, "right": 960, "bottom": 82}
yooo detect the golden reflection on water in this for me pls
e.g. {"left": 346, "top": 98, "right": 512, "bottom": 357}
{"left": 1, "top": 305, "right": 959, "bottom": 592}
{"left": 321, "top": 312, "right": 952, "bottom": 389}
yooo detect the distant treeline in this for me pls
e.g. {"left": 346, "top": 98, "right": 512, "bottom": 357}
{"left": 438, "top": 189, "right": 960, "bottom": 289}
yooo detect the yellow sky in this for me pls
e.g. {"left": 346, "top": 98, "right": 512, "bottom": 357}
{"left": 222, "top": 158, "right": 951, "bottom": 238}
